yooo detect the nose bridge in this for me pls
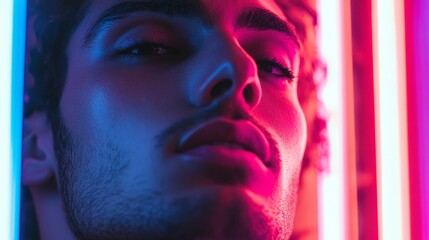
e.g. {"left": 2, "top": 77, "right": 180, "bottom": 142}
{"left": 223, "top": 38, "right": 256, "bottom": 85}
{"left": 191, "top": 34, "right": 262, "bottom": 109}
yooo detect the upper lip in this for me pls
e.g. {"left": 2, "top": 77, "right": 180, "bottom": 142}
{"left": 177, "top": 117, "right": 270, "bottom": 164}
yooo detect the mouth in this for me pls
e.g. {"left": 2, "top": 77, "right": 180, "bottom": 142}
{"left": 177, "top": 117, "right": 271, "bottom": 167}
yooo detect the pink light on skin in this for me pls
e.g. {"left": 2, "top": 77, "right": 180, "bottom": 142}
{"left": 317, "top": 0, "right": 357, "bottom": 239}
{"left": 372, "top": 0, "right": 410, "bottom": 239}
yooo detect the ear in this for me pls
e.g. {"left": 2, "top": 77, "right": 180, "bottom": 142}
{"left": 22, "top": 112, "right": 56, "bottom": 186}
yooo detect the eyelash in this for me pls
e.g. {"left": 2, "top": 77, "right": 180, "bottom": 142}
{"left": 256, "top": 58, "right": 296, "bottom": 82}
{"left": 114, "top": 41, "right": 295, "bottom": 81}
{"left": 114, "top": 41, "right": 179, "bottom": 56}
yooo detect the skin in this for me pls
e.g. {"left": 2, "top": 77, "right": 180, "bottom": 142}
{"left": 23, "top": 0, "right": 307, "bottom": 239}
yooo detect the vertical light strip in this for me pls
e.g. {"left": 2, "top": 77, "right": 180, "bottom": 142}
{"left": 317, "top": 0, "right": 353, "bottom": 239}
{"left": 0, "top": 1, "right": 26, "bottom": 240}
{"left": 415, "top": 0, "right": 429, "bottom": 238}
{"left": 341, "top": 0, "right": 359, "bottom": 238}
{"left": 372, "top": 0, "right": 410, "bottom": 239}
{"left": 11, "top": 1, "right": 27, "bottom": 240}
{"left": 0, "top": 0, "right": 15, "bottom": 239}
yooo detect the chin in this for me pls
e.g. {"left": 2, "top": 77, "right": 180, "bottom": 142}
{"left": 161, "top": 185, "right": 291, "bottom": 240}
{"left": 65, "top": 184, "right": 292, "bottom": 240}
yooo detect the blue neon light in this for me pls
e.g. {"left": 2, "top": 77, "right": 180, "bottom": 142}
{"left": 11, "top": 0, "right": 27, "bottom": 239}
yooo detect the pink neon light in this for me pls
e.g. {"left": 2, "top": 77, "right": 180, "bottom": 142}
{"left": 372, "top": 0, "right": 410, "bottom": 239}
{"left": 406, "top": 0, "right": 429, "bottom": 239}
{"left": 317, "top": 0, "right": 356, "bottom": 239}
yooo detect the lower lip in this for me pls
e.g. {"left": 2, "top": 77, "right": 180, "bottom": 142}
{"left": 178, "top": 145, "right": 268, "bottom": 175}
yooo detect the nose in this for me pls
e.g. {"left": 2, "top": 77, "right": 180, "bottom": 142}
{"left": 188, "top": 36, "right": 262, "bottom": 112}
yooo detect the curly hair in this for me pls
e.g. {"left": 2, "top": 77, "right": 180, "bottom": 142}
{"left": 25, "top": 0, "right": 89, "bottom": 118}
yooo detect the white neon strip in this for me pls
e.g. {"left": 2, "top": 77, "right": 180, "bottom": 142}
{"left": 0, "top": 1, "right": 26, "bottom": 239}
{"left": 317, "top": 1, "right": 347, "bottom": 239}
{"left": 0, "top": 0, "right": 15, "bottom": 239}
{"left": 372, "top": 0, "right": 410, "bottom": 240}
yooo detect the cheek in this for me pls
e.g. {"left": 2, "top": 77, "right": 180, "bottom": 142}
{"left": 254, "top": 92, "right": 306, "bottom": 205}
{"left": 276, "top": 105, "right": 306, "bottom": 176}
{"left": 60, "top": 65, "right": 182, "bottom": 142}
{"left": 256, "top": 91, "right": 307, "bottom": 170}
{"left": 60, "top": 80, "right": 125, "bottom": 143}
{"left": 58, "top": 74, "right": 178, "bottom": 195}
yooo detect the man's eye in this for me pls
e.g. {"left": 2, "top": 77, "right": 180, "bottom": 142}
{"left": 115, "top": 42, "right": 179, "bottom": 56}
{"left": 257, "top": 59, "right": 296, "bottom": 81}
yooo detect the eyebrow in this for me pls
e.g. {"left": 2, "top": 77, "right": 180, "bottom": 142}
{"left": 83, "top": 0, "right": 205, "bottom": 46}
{"left": 236, "top": 8, "right": 299, "bottom": 47}
{"left": 83, "top": 1, "right": 299, "bottom": 48}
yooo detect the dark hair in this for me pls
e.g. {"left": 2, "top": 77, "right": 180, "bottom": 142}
{"left": 25, "top": 0, "right": 89, "bottom": 119}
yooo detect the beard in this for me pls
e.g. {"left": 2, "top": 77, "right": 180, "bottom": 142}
{"left": 50, "top": 110, "right": 298, "bottom": 240}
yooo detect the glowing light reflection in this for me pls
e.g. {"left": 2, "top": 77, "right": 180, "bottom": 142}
{"left": 317, "top": 0, "right": 348, "bottom": 239}
{"left": 0, "top": 0, "right": 15, "bottom": 239}
{"left": 372, "top": 0, "right": 410, "bottom": 239}
{"left": 0, "top": 1, "right": 26, "bottom": 239}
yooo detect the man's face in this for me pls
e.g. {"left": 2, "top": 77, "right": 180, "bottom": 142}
{"left": 56, "top": 0, "right": 306, "bottom": 239}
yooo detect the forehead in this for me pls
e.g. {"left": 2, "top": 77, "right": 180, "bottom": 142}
{"left": 82, "top": 0, "right": 288, "bottom": 29}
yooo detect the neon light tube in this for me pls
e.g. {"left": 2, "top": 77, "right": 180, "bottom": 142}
{"left": 317, "top": 0, "right": 355, "bottom": 239}
{"left": 0, "top": 0, "right": 26, "bottom": 239}
{"left": 0, "top": 1, "right": 15, "bottom": 239}
{"left": 372, "top": 0, "right": 410, "bottom": 239}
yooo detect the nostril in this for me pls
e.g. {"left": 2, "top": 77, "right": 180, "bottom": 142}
{"left": 210, "top": 80, "right": 233, "bottom": 98}
{"left": 243, "top": 84, "right": 255, "bottom": 105}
